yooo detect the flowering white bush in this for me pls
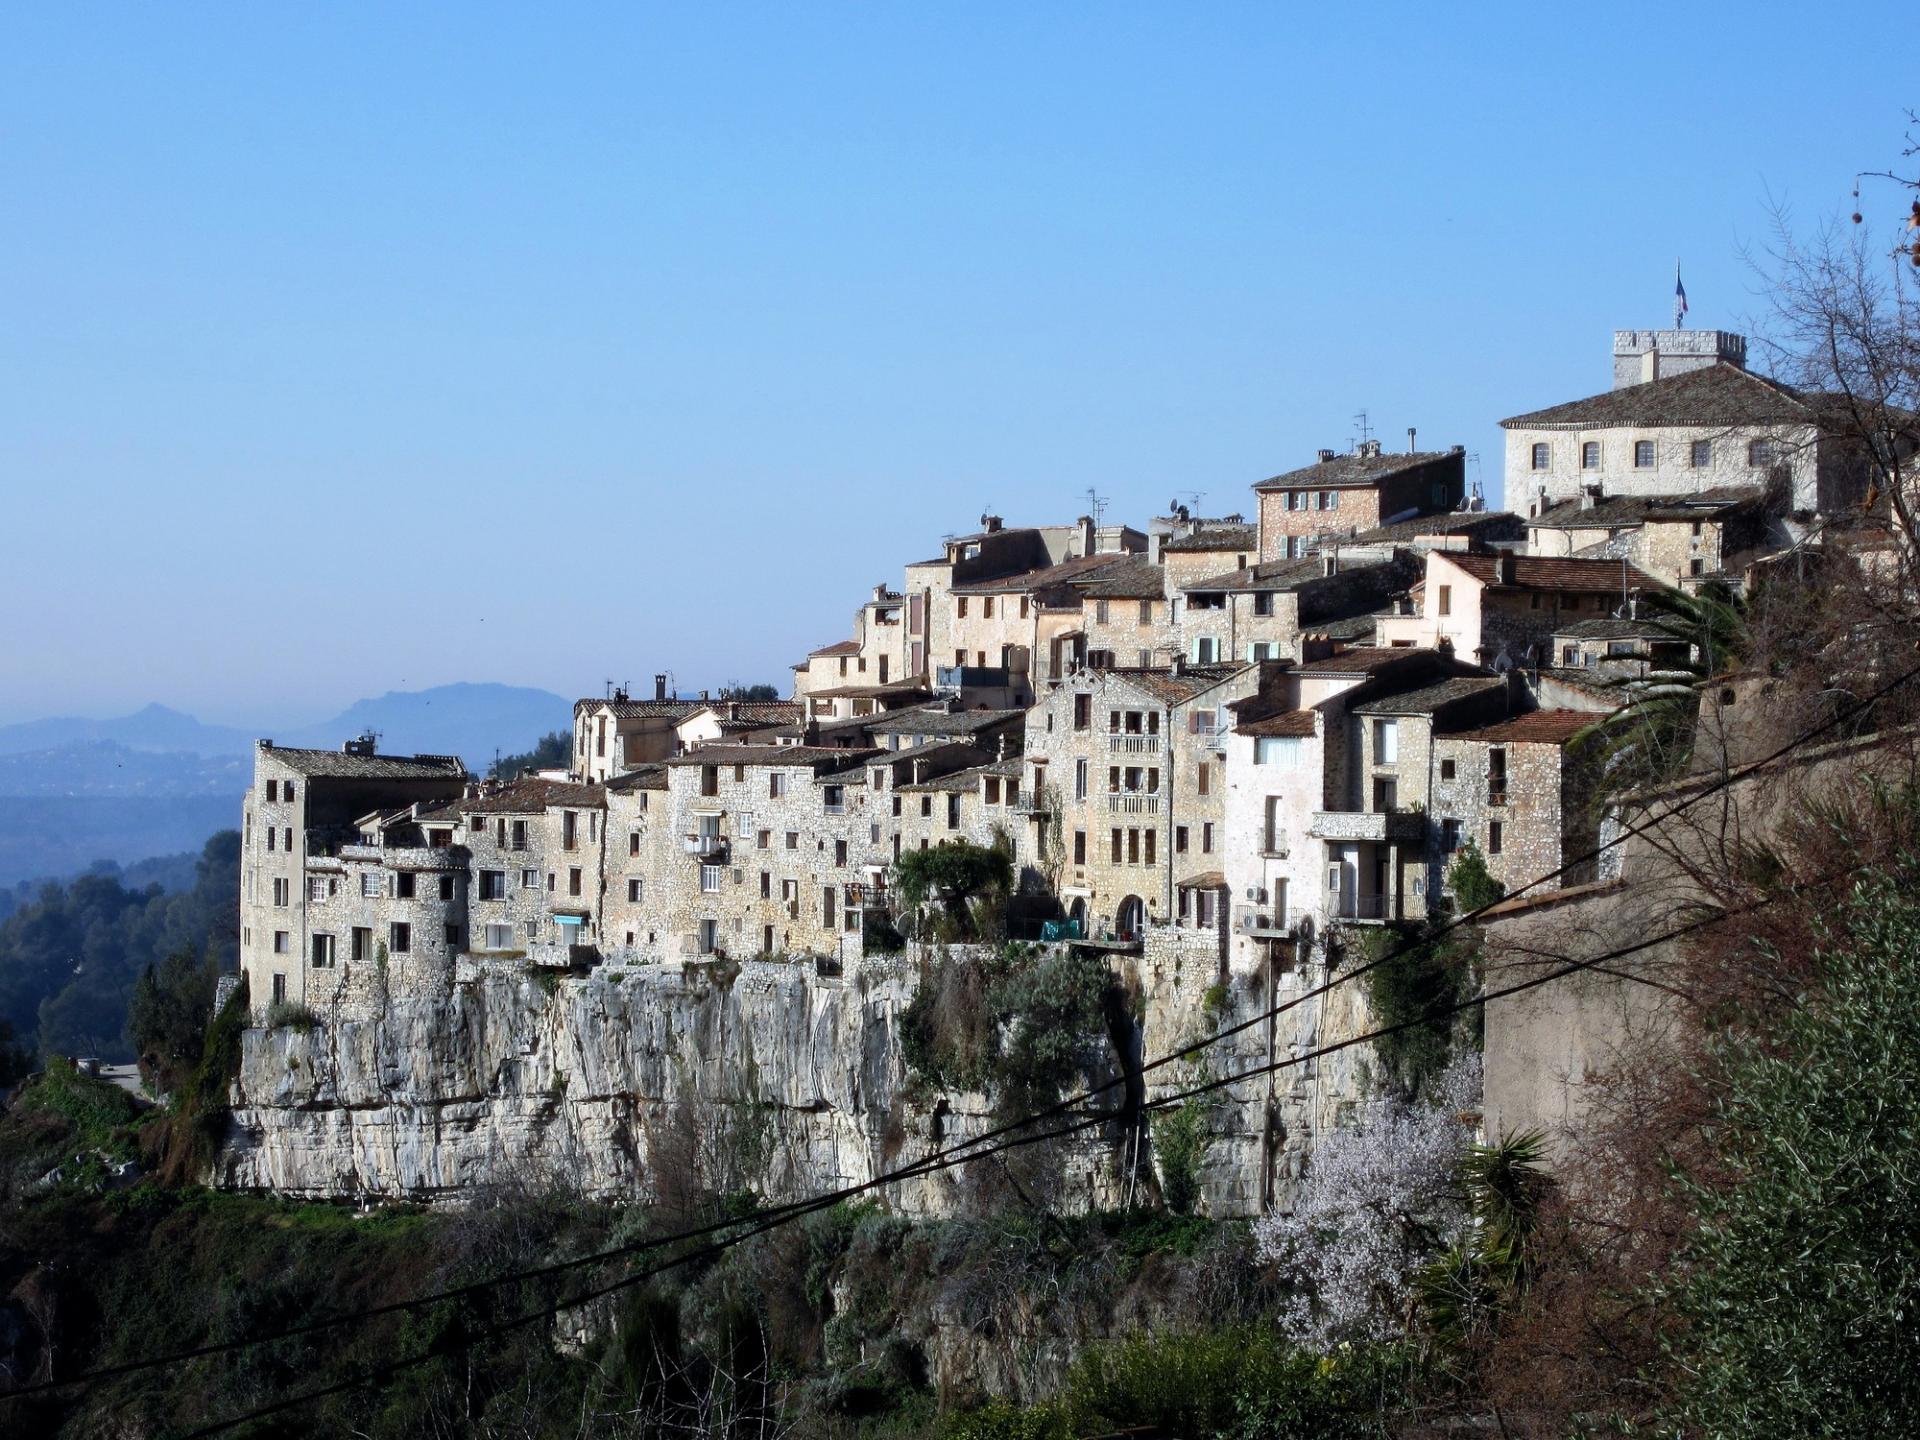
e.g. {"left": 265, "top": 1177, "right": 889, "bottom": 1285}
{"left": 1253, "top": 1054, "right": 1482, "bottom": 1348}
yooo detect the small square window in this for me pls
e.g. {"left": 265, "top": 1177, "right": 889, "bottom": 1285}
{"left": 1440, "top": 758, "right": 1456, "bottom": 779}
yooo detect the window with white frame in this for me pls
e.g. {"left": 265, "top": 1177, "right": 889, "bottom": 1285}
{"left": 1374, "top": 718, "right": 1399, "bottom": 764}
{"left": 1254, "top": 736, "right": 1302, "bottom": 766}
{"left": 700, "top": 865, "right": 722, "bottom": 893}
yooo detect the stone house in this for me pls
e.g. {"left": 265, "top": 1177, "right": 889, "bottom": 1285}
{"left": 1021, "top": 661, "right": 1274, "bottom": 941}
{"left": 1217, "top": 648, "right": 1491, "bottom": 972}
{"left": 674, "top": 700, "right": 803, "bottom": 751}
{"left": 426, "top": 777, "right": 611, "bottom": 966}
{"left": 1501, "top": 351, "right": 1866, "bottom": 518}
{"left": 894, "top": 755, "right": 1026, "bottom": 858}
{"left": 601, "top": 765, "right": 672, "bottom": 962}
{"left": 1176, "top": 551, "right": 1421, "bottom": 666}
{"left": 860, "top": 703, "right": 1025, "bottom": 754}
{"left": 239, "top": 738, "right": 466, "bottom": 1016}
{"left": 654, "top": 743, "right": 886, "bottom": 962}
{"left": 1430, "top": 709, "right": 1602, "bottom": 900}
{"left": 1375, "top": 550, "right": 1665, "bottom": 667}
{"left": 572, "top": 682, "right": 703, "bottom": 780}
{"left": 1254, "top": 443, "right": 1467, "bottom": 563}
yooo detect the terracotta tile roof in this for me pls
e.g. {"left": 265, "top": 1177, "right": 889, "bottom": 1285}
{"left": 1161, "top": 523, "right": 1256, "bottom": 553}
{"left": 258, "top": 744, "right": 467, "bottom": 781}
{"left": 1253, "top": 449, "right": 1461, "bottom": 492}
{"left": 606, "top": 764, "right": 669, "bottom": 792}
{"left": 950, "top": 552, "right": 1130, "bottom": 596}
{"left": 1351, "top": 676, "right": 1505, "bottom": 716}
{"left": 1105, "top": 663, "right": 1247, "bottom": 705}
{"left": 864, "top": 706, "right": 1024, "bottom": 737}
{"left": 1438, "top": 553, "right": 1662, "bottom": 592}
{"left": 1294, "top": 646, "right": 1441, "bottom": 675}
{"left": 457, "top": 777, "right": 608, "bottom": 813}
{"left": 1075, "top": 556, "right": 1168, "bottom": 600}
{"left": 1500, "top": 363, "right": 1812, "bottom": 430}
{"left": 1442, "top": 709, "right": 1601, "bottom": 745}
{"left": 807, "top": 683, "right": 936, "bottom": 701}
{"left": 576, "top": 697, "right": 704, "bottom": 720}
{"left": 1237, "top": 709, "right": 1317, "bottom": 738}
{"left": 1175, "top": 869, "right": 1228, "bottom": 889}
{"left": 662, "top": 745, "right": 879, "bottom": 770}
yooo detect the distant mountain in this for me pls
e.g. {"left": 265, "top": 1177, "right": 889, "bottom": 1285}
{"left": 0, "top": 683, "right": 572, "bottom": 887}
{"left": 0, "top": 703, "right": 256, "bottom": 759}
{"left": 277, "top": 683, "right": 573, "bottom": 769}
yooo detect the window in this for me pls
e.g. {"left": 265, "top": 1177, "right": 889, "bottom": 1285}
{"left": 956, "top": 596, "right": 968, "bottom": 618}
{"left": 272, "top": 972, "right": 286, "bottom": 1006}
{"left": 265, "top": 780, "right": 278, "bottom": 802}
{"left": 520, "top": 868, "right": 538, "bottom": 889}
{"left": 445, "top": 924, "right": 462, "bottom": 947}
{"left": 273, "top": 877, "right": 289, "bottom": 907}
{"left": 362, "top": 873, "right": 381, "bottom": 898}
{"left": 307, "top": 876, "right": 328, "bottom": 902}
{"left": 1327, "top": 865, "right": 1341, "bottom": 892}
{"left": 983, "top": 596, "right": 994, "bottom": 618}
{"left": 758, "top": 829, "right": 770, "bottom": 849}
{"left": 1075, "top": 758, "right": 1088, "bottom": 800}
{"left": 1255, "top": 736, "right": 1302, "bottom": 766}
{"left": 1110, "top": 828, "right": 1123, "bottom": 863}
{"left": 1748, "top": 438, "right": 1775, "bottom": 467}
{"left": 823, "top": 785, "right": 846, "bottom": 813}
{"left": 1437, "top": 585, "right": 1452, "bottom": 617}
{"left": 1264, "top": 796, "right": 1284, "bottom": 853}
{"left": 272, "top": 930, "right": 290, "bottom": 954}
{"left": 1374, "top": 718, "right": 1399, "bottom": 765}
{"left": 627, "top": 878, "right": 642, "bottom": 903}
{"left": 629, "top": 831, "right": 641, "bottom": 857}
{"left": 1440, "top": 819, "right": 1461, "bottom": 853}
{"left": 1581, "top": 441, "right": 1600, "bottom": 469}
{"left": 1530, "top": 442, "right": 1550, "bottom": 470}
{"left": 311, "top": 933, "right": 335, "bottom": 968}
{"left": 1440, "top": 758, "right": 1456, "bottom": 780}
{"left": 562, "top": 811, "right": 578, "bottom": 850}
{"left": 1073, "top": 694, "right": 1091, "bottom": 731}
{"left": 1144, "top": 830, "right": 1156, "bottom": 865}
{"left": 266, "top": 826, "right": 276, "bottom": 852}
{"left": 1193, "top": 637, "right": 1218, "bottom": 663}
{"left": 484, "top": 924, "right": 513, "bottom": 950}
{"left": 479, "top": 870, "right": 507, "bottom": 900}
{"left": 1202, "top": 822, "right": 1214, "bottom": 854}
{"left": 1095, "top": 598, "right": 1110, "bottom": 625}
{"left": 698, "top": 919, "right": 718, "bottom": 955}
{"left": 561, "top": 867, "right": 578, "bottom": 897}
{"left": 834, "top": 839, "right": 847, "bottom": 867}
{"left": 1137, "top": 599, "right": 1152, "bottom": 626}
{"left": 947, "top": 794, "right": 961, "bottom": 830}
{"left": 389, "top": 922, "right": 411, "bottom": 954}
{"left": 394, "top": 872, "right": 415, "bottom": 900}
{"left": 351, "top": 927, "right": 372, "bottom": 962}
{"left": 1253, "top": 591, "right": 1274, "bottom": 617}
{"left": 919, "top": 796, "right": 932, "bottom": 818}
{"left": 1488, "top": 820, "right": 1504, "bottom": 856}
{"left": 1690, "top": 439, "right": 1713, "bottom": 467}
{"left": 439, "top": 875, "right": 455, "bottom": 901}
{"left": 701, "top": 865, "right": 722, "bottom": 893}
{"left": 1073, "top": 829, "right": 1087, "bottom": 864}
{"left": 1634, "top": 440, "right": 1655, "bottom": 468}
{"left": 786, "top": 831, "right": 799, "bottom": 849}
{"left": 1690, "top": 557, "right": 1705, "bottom": 577}
{"left": 1126, "top": 829, "right": 1140, "bottom": 864}
{"left": 769, "top": 772, "right": 788, "bottom": 798}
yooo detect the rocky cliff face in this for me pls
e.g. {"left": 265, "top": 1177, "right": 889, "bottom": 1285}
{"left": 221, "top": 939, "right": 1374, "bottom": 1216}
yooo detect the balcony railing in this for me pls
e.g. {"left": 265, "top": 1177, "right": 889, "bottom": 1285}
{"left": 1309, "top": 809, "right": 1425, "bottom": 843}
{"left": 682, "top": 834, "right": 727, "bottom": 857}
{"left": 1106, "top": 791, "right": 1161, "bottom": 815}
{"left": 1487, "top": 783, "right": 1508, "bottom": 807}
{"left": 1106, "top": 732, "right": 1161, "bottom": 754}
{"left": 1332, "top": 893, "right": 1396, "bottom": 922}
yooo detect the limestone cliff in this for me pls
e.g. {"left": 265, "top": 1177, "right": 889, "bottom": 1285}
{"left": 220, "top": 938, "right": 1376, "bottom": 1216}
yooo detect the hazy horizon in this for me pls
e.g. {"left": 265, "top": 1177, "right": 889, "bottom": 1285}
{"left": 3, "top": 3, "right": 1909, "bottom": 722}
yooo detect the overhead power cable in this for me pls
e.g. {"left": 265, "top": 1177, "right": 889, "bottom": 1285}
{"left": 7, "top": 658, "right": 1913, "bottom": 1408}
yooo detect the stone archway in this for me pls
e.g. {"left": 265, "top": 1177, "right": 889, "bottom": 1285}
{"left": 1115, "top": 894, "right": 1145, "bottom": 940}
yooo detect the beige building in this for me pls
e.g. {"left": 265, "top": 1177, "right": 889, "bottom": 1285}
{"left": 573, "top": 682, "right": 704, "bottom": 781}
{"left": 239, "top": 739, "right": 467, "bottom": 1016}
{"left": 1376, "top": 550, "right": 1664, "bottom": 666}
{"left": 1255, "top": 442, "right": 1467, "bottom": 563}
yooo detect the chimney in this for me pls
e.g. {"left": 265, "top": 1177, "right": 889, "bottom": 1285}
{"left": 699, "top": 688, "right": 709, "bottom": 702}
{"left": 983, "top": 514, "right": 1003, "bottom": 533}
{"left": 1450, "top": 444, "right": 1465, "bottom": 455}
{"left": 803, "top": 719, "right": 821, "bottom": 745}
{"left": 1641, "top": 349, "right": 1658, "bottom": 384}
{"left": 1499, "top": 553, "right": 1517, "bottom": 585}
{"left": 654, "top": 674, "right": 668, "bottom": 701}
{"left": 1076, "top": 514, "right": 1095, "bottom": 557}
{"left": 1582, "top": 483, "right": 1601, "bottom": 511}
{"left": 1171, "top": 654, "right": 1186, "bottom": 676}
{"left": 1407, "top": 427, "right": 1417, "bottom": 453}
{"left": 1357, "top": 438, "right": 1383, "bottom": 459}
{"left": 1148, "top": 531, "right": 1165, "bottom": 564}
{"left": 1316, "top": 448, "right": 1337, "bottom": 463}
{"left": 727, "top": 701, "right": 740, "bottom": 720}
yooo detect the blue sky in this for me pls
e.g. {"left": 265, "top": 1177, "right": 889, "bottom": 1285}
{"left": 0, "top": 3, "right": 1909, "bottom": 725}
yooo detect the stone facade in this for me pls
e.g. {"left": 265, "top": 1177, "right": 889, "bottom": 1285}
{"left": 1255, "top": 444, "right": 1466, "bottom": 563}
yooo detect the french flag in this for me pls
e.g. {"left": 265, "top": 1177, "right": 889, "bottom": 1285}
{"left": 1675, "top": 264, "right": 1689, "bottom": 326}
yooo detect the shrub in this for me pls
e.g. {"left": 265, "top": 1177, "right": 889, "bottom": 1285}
{"left": 1152, "top": 1096, "right": 1208, "bottom": 1215}
{"left": 263, "top": 1000, "right": 319, "bottom": 1031}
{"left": 1446, "top": 841, "right": 1505, "bottom": 914}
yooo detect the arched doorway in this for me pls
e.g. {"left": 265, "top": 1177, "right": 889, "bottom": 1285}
{"left": 1067, "top": 897, "right": 1089, "bottom": 937}
{"left": 1115, "top": 895, "right": 1145, "bottom": 940}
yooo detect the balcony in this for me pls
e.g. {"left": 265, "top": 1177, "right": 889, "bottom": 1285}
{"left": 1308, "top": 809, "right": 1425, "bottom": 843}
{"left": 1105, "top": 732, "right": 1161, "bottom": 755}
{"left": 682, "top": 834, "right": 728, "bottom": 857}
{"left": 1235, "top": 906, "right": 1305, "bottom": 939}
{"left": 1106, "top": 791, "right": 1162, "bottom": 815}
{"left": 1487, "top": 784, "right": 1509, "bottom": 808}
{"left": 1331, "top": 893, "right": 1398, "bottom": 923}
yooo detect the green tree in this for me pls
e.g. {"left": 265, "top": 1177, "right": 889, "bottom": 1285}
{"left": 490, "top": 730, "right": 571, "bottom": 779}
{"left": 1656, "top": 877, "right": 1920, "bottom": 1436}
{"left": 127, "top": 946, "right": 220, "bottom": 1092}
{"left": 1446, "top": 841, "right": 1505, "bottom": 914}
{"left": 718, "top": 683, "right": 781, "bottom": 702}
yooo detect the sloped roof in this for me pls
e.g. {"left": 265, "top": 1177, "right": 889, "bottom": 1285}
{"left": 1237, "top": 709, "right": 1317, "bottom": 738}
{"left": 950, "top": 551, "right": 1130, "bottom": 596}
{"left": 1182, "top": 556, "right": 1329, "bottom": 594}
{"left": 662, "top": 744, "right": 878, "bottom": 770}
{"left": 1351, "top": 676, "right": 1505, "bottom": 716}
{"left": 1553, "top": 617, "right": 1669, "bottom": 640}
{"left": 455, "top": 777, "right": 608, "bottom": 814}
{"left": 808, "top": 640, "right": 862, "bottom": 658}
{"left": 1253, "top": 449, "right": 1460, "bottom": 492}
{"left": 864, "top": 706, "right": 1024, "bottom": 737}
{"left": 606, "top": 764, "right": 669, "bottom": 792}
{"left": 1441, "top": 709, "right": 1600, "bottom": 745}
{"left": 1438, "top": 553, "right": 1662, "bottom": 592}
{"left": 1293, "top": 646, "right": 1439, "bottom": 676}
{"left": 576, "top": 697, "right": 703, "bottom": 720}
{"left": 1528, "top": 495, "right": 1673, "bottom": 529}
{"left": 258, "top": 745, "right": 466, "bottom": 781}
{"left": 1161, "top": 523, "right": 1256, "bottom": 554}
{"left": 1500, "top": 363, "right": 1812, "bottom": 430}
{"left": 1337, "top": 509, "right": 1523, "bottom": 546}
{"left": 1104, "top": 663, "right": 1248, "bottom": 705}
{"left": 1075, "top": 556, "right": 1167, "bottom": 600}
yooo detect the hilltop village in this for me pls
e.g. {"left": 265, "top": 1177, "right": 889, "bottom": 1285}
{"left": 236, "top": 324, "right": 1885, "bottom": 1023}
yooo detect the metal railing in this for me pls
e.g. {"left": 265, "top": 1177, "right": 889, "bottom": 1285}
{"left": 1332, "top": 893, "right": 1395, "bottom": 921}
{"left": 682, "top": 834, "right": 727, "bottom": 857}
{"left": 1106, "top": 791, "right": 1161, "bottom": 815}
{"left": 1106, "top": 732, "right": 1161, "bottom": 754}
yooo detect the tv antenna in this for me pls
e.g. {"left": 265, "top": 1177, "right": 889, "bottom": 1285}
{"left": 1082, "top": 487, "right": 1108, "bottom": 527}
{"left": 1351, "top": 409, "right": 1374, "bottom": 447}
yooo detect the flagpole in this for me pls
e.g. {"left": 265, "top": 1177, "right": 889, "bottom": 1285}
{"left": 1674, "top": 259, "right": 1686, "bottom": 330}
